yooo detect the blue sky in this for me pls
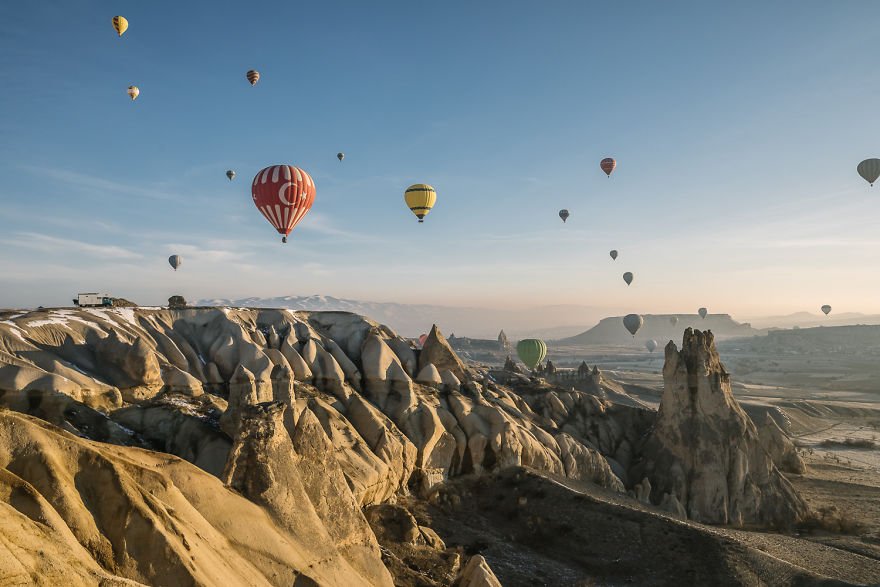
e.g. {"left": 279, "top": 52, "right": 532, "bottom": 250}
{"left": 2, "top": 1, "right": 880, "bottom": 320}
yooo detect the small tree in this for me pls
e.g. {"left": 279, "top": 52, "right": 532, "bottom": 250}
{"left": 168, "top": 295, "right": 187, "bottom": 309}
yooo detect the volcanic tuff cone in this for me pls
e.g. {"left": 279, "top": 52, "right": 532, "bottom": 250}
{"left": 634, "top": 328, "right": 808, "bottom": 526}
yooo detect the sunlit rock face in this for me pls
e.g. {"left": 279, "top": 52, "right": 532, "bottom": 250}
{"left": 634, "top": 328, "right": 807, "bottom": 526}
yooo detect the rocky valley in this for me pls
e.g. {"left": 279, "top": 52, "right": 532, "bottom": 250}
{"left": 0, "top": 307, "right": 877, "bottom": 586}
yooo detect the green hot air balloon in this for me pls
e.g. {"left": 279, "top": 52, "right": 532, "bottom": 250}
{"left": 516, "top": 339, "right": 547, "bottom": 370}
{"left": 821, "top": 304, "right": 831, "bottom": 315}
{"left": 645, "top": 339, "right": 658, "bottom": 353}
{"left": 610, "top": 250, "right": 618, "bottom": 260}
{"left": 858, "top": 159, "right": 880, "bottom": 186}
{"left": 623, "top": 314, "right": 643, "bottom": 337}
{"left": 623, "top": 272, "right": 633, "bottom": 286}
{"left": 698, "top": 307, "right": 708, "bottom": 319}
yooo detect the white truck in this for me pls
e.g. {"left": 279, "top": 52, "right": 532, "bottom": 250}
{"left": 73, "top": 293, "right": 113, "bottom": 307}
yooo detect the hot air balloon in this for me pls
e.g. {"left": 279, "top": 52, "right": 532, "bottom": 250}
{"left": 670, "top": 315, "right": 679, "bottom": 326}
{"left": 516, "top": 339, "right": 547, "bottom": 370}
{"left": 623, "top": 314, "right": 643, "bottom": 337}
{"left": 251, "top": 165, "right": 316, "bottom": 243}
{"left": 645, "top": 339, "right": 657, "bottom": 353}
{"left": 418, "top": 333, "right": 428, "bottom": 346}
{"left": 610, "top": 250, "right": 618, "bottom": 260}
{"left": 111, "top": 16, "right": 128, "bottom": 37}
{"left": 246, "top": 70, "right": 260, "bottom": 86}
{"left": 226, "top": 170, "right": 236, "bottom": 181}
{"left": 600, "top": 157, "right": 616, "bottom": 177}
{"left": 404, "top": 184, "right": 436, "bottom": 223}
{"left": 623, "top": 272, "right": 633, "bottom": 286}
{"left": 821, "top": 304, "right": 831, "bottom": 315}
{"left": 857, "top": 159, "right": 880, "bottom": 186}
{"left": 698, "top": 307, "right": 708, "bottom": 319}
{"left": 337, "top": 153, "right": 344, "bottom": 162}
{"left": 559, "top": 209, "right": 570, "bottom": 223}
{"left": 168, "top": 255, "right": 182, "bottom": 271}
{"left": 126, "top": 86, "right": 139, "bottom": 100}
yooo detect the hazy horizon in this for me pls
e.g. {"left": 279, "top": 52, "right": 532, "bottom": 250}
{"left": 3, "top": 2, "right": 880, "bottom": 317}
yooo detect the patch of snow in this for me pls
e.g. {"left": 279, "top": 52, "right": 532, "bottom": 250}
{"left": 0, "top": 322, "right": 26, "bottom": 342}
{"left": 67, "top": 362, "right": 89, "bottom": 375}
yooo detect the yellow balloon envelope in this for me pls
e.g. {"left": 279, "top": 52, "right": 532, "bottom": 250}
{"left": 112, "top": 16, "right": 128, "bottom": 36}
{"left": 404, "top": 184, "right": 436, "bottom": 223}
{"left": 127, "top": 86, "right": 139, "bottom": 100}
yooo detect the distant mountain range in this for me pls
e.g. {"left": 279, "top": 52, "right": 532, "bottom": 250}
{"left": 741, "top": 311, "right": 880, "bottom": 330}
{"left": 557, "top": 314, "right": 763, "bottom": 345}
{"left": 198, "top": 295, "right": 880, "bottom": 341}
{"left": 197, "top": 295, "right": 604, "bottom": 339}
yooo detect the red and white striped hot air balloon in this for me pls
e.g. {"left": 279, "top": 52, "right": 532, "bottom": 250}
{"left": 600, "top": 157, "right": 616, "bottom": 177}
{"left": 251, "top": 165, "right": 315, "bottom": 243}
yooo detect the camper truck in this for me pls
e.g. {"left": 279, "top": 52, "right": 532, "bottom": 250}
{"left": 73, "top": 293, "right": 113, "bottom": 307}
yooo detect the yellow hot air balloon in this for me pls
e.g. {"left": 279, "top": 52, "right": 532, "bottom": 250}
{"left": 126, "top": 86, "right": 139, "bottom": 100}
{"left": 404, "top": 184, "right": 436, "bottom": 223}
{"left": 111, "top": 16, "right": 128, "bottom": 37}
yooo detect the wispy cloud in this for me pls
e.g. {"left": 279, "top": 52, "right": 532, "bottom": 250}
{"left": 299, "top": 211, "right": 395, "bottom": 243}
{"left": 0, "top": 232, "right": 143, "bottom": 259}
{"left": 21, "top": 165, "right": 178, "bottom": 201}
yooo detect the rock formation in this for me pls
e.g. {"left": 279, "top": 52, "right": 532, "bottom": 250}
{"left": 419, "top": 324, "right": 469, "bottom": 382}
{"left": 497, "top": 329, "right": 510, "bottom": 350}
{"left": 634, "top": 329, "right": 808, "bottom": 526}
{"left": 758, "top": 413, "right": 806, "bottom": 474}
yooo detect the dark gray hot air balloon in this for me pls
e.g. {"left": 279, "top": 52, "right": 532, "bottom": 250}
{"left": 623, "top": 313, "right": 643, "bottom": 337}
{"left": 559, "top": 209, "right": 569, "bottom": 223}
{"left": 337, "top": 153, "right": 344, "bottom": 162}
{"left": 821, "top": 304, "right": 831, "bottom": 315}
{"left": 645, "top": 339, "right": 657, "bottom": 353}
{"left": 168, "top": 255, "right": 182, "bottom": 271}
{"left": 698, "top": 307, "right": 707, "bottom": 319}
{"left": 226, "top": 170, "right": 235, "bottom": 180}
{"left": 610, "top": 250, "right": 618, "bottom": 260}
{"left": 623, "top": 272, "right": 633, "bottom": 286}
{"left": 857, "top": 159, "right": 880, "bottom": 186}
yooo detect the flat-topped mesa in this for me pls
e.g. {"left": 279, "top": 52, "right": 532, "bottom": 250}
{"left": 635, "top": 328, "right": 807, "bottom": 527}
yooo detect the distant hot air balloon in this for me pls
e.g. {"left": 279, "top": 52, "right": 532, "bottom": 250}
{"left": 670, "top": 315, "right": 679, "bottom": 326}
{"left": 600, "top": 157, "right": 616, "bottom": 177}
{"left": 623, "top": 272, "right": 633, "bottom": 286}
{"left": 857, "top": 159, "right": 880, "bottom": 186}
{"left": 610, "top": 250, "right": 618, "bottom": 260}
{"left": 821, "top": 304, "right": 831, "bottom": 315}
{"left": 698, "top": 307, "right": 708, "bottom": 319}
{"left": 126, "top": 86, "right": 139, "bottom": 100}
{"left": 111, "top": 16, "right": 128, "bottom": 37}
{"left": 559, "top": 209, "right": 570, "bottom": 223}
{"left": 623, "top": 314, "right": 643, "bottom": 337}
{"left": 246, "top": 70, "right": 260, "bottom": 86}
{"left": 168, "top": 255, "right": 182, "bottom": 271}
{"left": 337, "top": 153, "right": 344, "bottom": 162}
{"left": 226, "top": 170, "right": 236, "bottom": 181}
{"left": 405, "top": 184, "right": 436, "bottom": 223}
{"left": 645, "top": 339, "right": 658, "bottom": 353}
{"left": 419, "top": 333, "right": 428, "bottom": 346}
{"left": 516, "top": 339, "right": 547, "bottom": 370}
{"left": 251, "top": 165, "right": 316, "bottom": 243}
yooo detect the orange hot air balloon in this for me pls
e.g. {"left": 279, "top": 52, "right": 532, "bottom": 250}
{"left": 246, "top": 70, "right": 260, "bottom": 86}
{"left": 600, "top": 157, "right": 616, "bottom": 177}
{"left": 418, "top": 334, "right": 428, "bottom": 346}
